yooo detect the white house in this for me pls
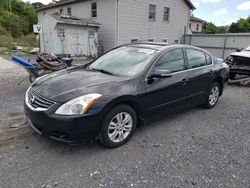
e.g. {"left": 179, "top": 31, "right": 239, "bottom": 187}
{"left": 189, "top": 16, "right": 206, "bottom": 33}
{"left": 37, "top": 0, "right": 195, "bottom": 52}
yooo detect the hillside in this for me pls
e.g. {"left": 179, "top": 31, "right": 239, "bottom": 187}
{"left": 0, "top": 0, "right": 39, "bottom": 38}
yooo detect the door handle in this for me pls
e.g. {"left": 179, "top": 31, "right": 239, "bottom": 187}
{"left": 209, "top": 70, "right": 214, "bottom": 75}
{"left": 182, "top": 78, "right": 188, "bottom": 85}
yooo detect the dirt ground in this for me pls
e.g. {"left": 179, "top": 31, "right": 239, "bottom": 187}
{"left": 0, "top": 56, "right": 249, "bottom": 188}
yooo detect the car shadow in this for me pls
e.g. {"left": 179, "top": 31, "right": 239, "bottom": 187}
{"left": 30, "top": 103, "right": 206, "bottom": 153}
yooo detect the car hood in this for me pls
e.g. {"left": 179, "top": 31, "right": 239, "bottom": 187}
{"left": 31, "top": 66, "right": 129, "bottom": 102}
{"left": 230, "top": 51, "right": 250, "bottom": 58}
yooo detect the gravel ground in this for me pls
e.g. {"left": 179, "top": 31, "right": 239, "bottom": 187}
{"left": 0, "top": 56, "right": 249, "bottom": 188}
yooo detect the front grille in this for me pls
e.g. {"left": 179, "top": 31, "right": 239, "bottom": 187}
{"left": 27, "top": 89, "right": 55, "bottom": 110}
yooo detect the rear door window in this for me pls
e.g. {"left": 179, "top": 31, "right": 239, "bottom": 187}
{"left": 186, "top": 49, "right": 207, "bottom": 69}
{"left": 205, "top": 54, "right": 212, "bottom": 65}
{"left": 154, "top": 49, "right": 185, "bottom": 73}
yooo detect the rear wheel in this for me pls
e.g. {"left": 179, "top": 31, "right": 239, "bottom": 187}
{"left": 99, "top": 104, "right": 137, "bottom": 148}
{"left": 203, "top": 82, "right": 221, "bottom": 109}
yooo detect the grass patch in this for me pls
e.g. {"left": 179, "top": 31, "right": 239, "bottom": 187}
{"left": 0, "top": 34, "right": 38, "bottom": 52}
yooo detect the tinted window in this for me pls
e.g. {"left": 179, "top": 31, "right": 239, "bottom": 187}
{"left": 186, "top": 49, "right": 206, "bottom": 69}
{"left": 206, "top": 54, "right": 212, "bottom": 65}
{"left": 154, "top": 49, "right": 185, "bottom": 73}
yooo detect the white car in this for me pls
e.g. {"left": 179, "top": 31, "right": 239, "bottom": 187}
{"left": 226, "top": 46, "right": 250, "bottom": 79}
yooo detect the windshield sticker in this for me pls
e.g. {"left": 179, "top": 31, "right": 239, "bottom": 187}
{"left": 138, "top": 49, "right": 155, "bottom": 54}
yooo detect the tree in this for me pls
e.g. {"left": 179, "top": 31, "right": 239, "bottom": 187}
{"left": 202, "top": 22, "right": 229, "bottom": 34}
{"left": 229, "top": 16, "right": 250, "bottom": 33}
{"left": 32, "top": 2, "right": 44, "bottom": 9}
{"left": 0, "top": 0, "right": 37, "bottom": 37}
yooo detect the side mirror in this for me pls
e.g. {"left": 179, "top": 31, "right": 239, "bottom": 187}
{"left": 236, "top": 48, "right": 243, "bottom": 52}
{"left": 150, "top": 69, "right": 172, "bottom": 78}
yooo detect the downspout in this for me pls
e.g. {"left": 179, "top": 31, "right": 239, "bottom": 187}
{"left": 115, "top": 0, "right": 119, "bottom": 46}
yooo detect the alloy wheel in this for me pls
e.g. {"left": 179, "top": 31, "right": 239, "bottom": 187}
{"left": 108, "top": 112, "right": 133, "bottom": 143}
{"left": 209, "top": 86, "right": 219, "bottom": 106}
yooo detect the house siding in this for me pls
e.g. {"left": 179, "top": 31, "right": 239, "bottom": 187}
{"left": 190, "top": 20, "right": 203, "bottom": 33}
{"left": 94, "top": 0, "right": 116, "bottom": 52}
{"left": 117, "top": 0, "right": 190, "bottom": 45}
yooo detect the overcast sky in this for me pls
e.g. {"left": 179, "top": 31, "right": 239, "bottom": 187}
{"left": 23, "top": 0, "right": 51, "bottom": 4}
{"left": 23, "top": 0, "right": 250, "bottom": 26}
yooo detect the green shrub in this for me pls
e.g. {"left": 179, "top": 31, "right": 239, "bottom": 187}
{"left": 0, "top": 34, "right": 14, "bottom": 48}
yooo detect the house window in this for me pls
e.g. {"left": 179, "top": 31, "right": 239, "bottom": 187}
{"left": 58, "top": 28, "right": 65, "bottom": 37}
{"left": 163, "top": 7, "right": 170, "bottom": 22}
{"left": 92, "top": 2, "right": 97, "bottom": 18}
{"left": 196, "top": 24, "right": 199, "bottom": 31}
{"left": 131, "top": 38, "right": 139, "bottom": 43}
{"left": 89, "top": 31, "right": 95, "bottom": 37}
{"left": 60, "top": 9, "right": 63, "bottom": 14}
{"left": 149, "top": 4, "right": 156, "bottom": 21}
{"left": 162, "top": 39, "right": 168, "bottom": 43}
{"left": 174, "top": 40, "right": 179, "bottom": 44}
{"left": 67, "top": 7, "right": 72, "bottom": 15}
{"left": 189, "top": 23, "right": 191, "bottom": 29}
{"left": 148, "top": 39, "right": 154, "bottom": 42}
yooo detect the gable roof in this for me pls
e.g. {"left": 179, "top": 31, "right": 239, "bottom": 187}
{"left": 36, "top": 0, "right": 84, "bottom": 12}
{"left": 43, "top": 14, "right": 101, "bottom": 27}
{"left": 184, "top": 0, "right": 196, "bottom": 10}
{"left": 190, "top": 16, "right": 206, "bottom": 23}
{"left": 36, "top": 0, "right": 195, "bottom": 12}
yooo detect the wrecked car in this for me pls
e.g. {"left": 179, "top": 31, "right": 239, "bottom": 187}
{"left": 226, "top": 45, "right": 250, "bottom": 79}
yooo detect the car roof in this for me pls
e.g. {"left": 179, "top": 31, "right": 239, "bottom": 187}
{"left": 125, "top": 43, "right": 198, "bottom": 51}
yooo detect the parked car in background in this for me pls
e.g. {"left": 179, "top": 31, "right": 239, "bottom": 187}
{"left": 25, "top": 43, "right": 229, "bottom": 148}
{"left": 226, "top": 45, "right": 250, "bottom": 79}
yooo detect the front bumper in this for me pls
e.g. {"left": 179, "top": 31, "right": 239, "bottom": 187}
{"left": 24, "top": 103, "right": 102, "bottom": 144}
{"left": 229, "top": 65, "right": 250, "bottom": 75}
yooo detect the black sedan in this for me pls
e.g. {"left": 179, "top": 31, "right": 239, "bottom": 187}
{"left": 25, "top": 43, "right": 229, "bottom": 148}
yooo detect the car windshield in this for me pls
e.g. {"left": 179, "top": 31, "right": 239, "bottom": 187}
{"left": 89, "top": 46, "right": 158, "bottom": 77}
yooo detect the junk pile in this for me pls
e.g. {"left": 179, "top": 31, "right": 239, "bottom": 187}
{"left": 11, "top": 53, "right": 73, "bottom": 83}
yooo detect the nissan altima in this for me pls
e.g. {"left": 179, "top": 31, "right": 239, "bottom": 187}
{"left": 25, "top": 43, "right": 229, "bottom": 148}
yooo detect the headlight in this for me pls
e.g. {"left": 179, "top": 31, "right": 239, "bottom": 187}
{"left": 55, "top": 94, "right": 102, "bottom": 115}
{"left": 225, "top": 56, "right": 234, "bottom": 64}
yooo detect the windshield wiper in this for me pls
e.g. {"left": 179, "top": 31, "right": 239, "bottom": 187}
{"left": 91, "top": 68, "right": 117, "bottom": 76}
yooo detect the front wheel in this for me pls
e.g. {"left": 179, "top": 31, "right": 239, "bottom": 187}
{"left": 229, "top": 73, "right": 236, "bottom": 80}
{"left": 99, "top": 104, "right": 137, "bottom": 148}
{"left": 203, "top": 82, "right": 221, "bottom": 109}
{"left": 29, "top": 74, "right": 36, "bottom": 83}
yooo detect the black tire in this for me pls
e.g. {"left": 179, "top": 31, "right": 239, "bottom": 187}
{"left": 203, "top": 82, "right": 221, "bottom": 109}
{"left": 99, "top": 104, "right": 137, "bottom": 148}
{"left": 229, "top": 73, "right": 236, "bottom": 80}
